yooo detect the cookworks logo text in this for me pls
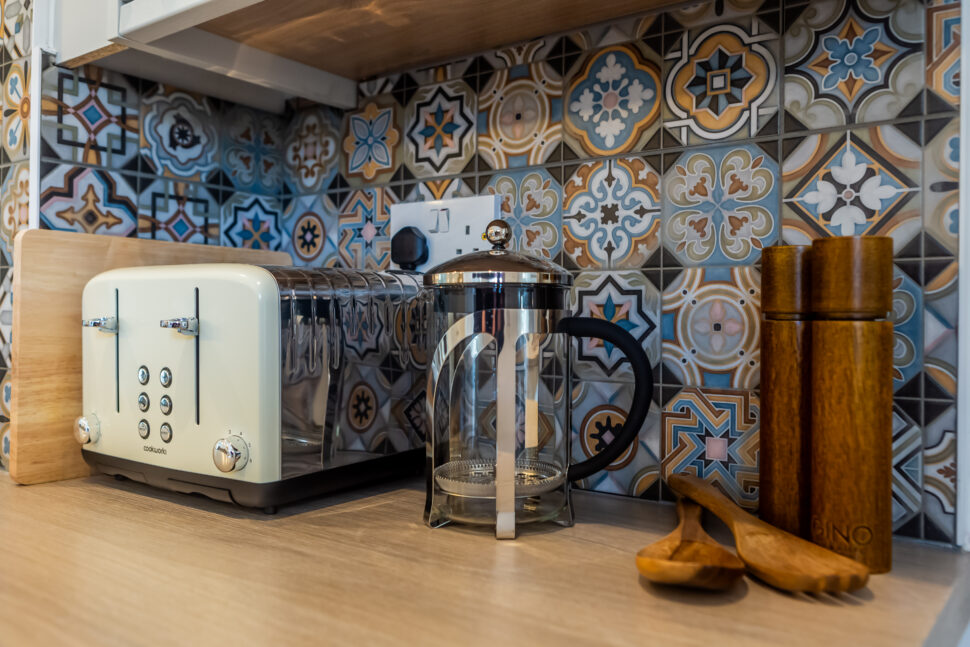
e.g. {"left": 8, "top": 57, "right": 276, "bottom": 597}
{"left": 143, "top": 445, "right": 167, "bottom": 455}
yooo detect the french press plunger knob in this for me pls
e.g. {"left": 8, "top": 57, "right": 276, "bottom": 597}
{"left": 483, "top": 219, "right": 512, "bottom": 250}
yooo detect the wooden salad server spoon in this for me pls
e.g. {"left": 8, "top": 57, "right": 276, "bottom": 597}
{"left": 636, "top": 497, "right": 745, "bottom": 590}
{"left": 667, "top": 473, "right": 870, "bottom": 594}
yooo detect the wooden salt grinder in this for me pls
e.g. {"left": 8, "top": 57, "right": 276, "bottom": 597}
{"left": 809, "top": 236, "right": 893, "bottom": 573}
{"left": 760, "top": 246, "right": 812, "bottom": 538}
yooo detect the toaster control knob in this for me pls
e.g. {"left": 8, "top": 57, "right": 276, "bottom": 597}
{"left": 74, "top": 414, "right": 100, "bottom": 445}
{"left": 159, "top": 395, "right": 173, "bottom": 416}
{"left": 137, "top": 366, "right": 150, "bottom": 385}
{"left": 137, "top": 393, "right": 150, "bottom": 412}
{"left": 213, "top": 436, "right": 248, "bottom": 473}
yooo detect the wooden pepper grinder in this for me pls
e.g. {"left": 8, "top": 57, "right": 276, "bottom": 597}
{"left": 760, "top": 246, "right": 812, "bottom": 538}
{"left": 809, "top": 236, "right": 893, "bottom": 573}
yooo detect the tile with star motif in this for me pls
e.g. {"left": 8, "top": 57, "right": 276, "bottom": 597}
{"left": 661, "top": 386, "right": 760, "bottom": 511}
{"left": 570, "top": 270, "right": 661, "bottom": 381}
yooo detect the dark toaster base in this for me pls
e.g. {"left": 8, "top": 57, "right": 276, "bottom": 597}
{"left": 82, "top": 448, "right": 425, "bottom": 511}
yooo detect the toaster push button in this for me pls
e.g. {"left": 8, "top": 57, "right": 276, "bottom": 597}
{"left": 159, "top": 395, "right": 172, "bottom": 416}
{"left": 137, "top": 393, "right": 150, "bottom": 412}
{"left": 159, "top": 423, "right": 173, "bottom": 443}
{"left": 137, "top": 366, "right": 150, "bottom": 385}
{"left": 138, "top": 420, "right": 150, "bottom": 439}
{"left": 159, "top": 367, "right": 173, "bottom": 388}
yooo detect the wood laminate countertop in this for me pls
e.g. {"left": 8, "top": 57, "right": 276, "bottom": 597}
{"left": 0, "top": 473, "right": 967, "bottom": 646}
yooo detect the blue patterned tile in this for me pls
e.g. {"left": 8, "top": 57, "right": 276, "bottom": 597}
{"left": 661, "top": 267, "right": 762, "bottom": 389}
{"left": 570, "top": 270, "right": 662, "bottom": 380}
{"left": 926, "top": 1, "right": 960, "bottom": 108}
{"left": 924, "top": 117, "right": 959, "bottom": 254}
{"left": 782, "top": 125, "right": 920, "bottom": 248}
{"left": 284, "top": 106, "right": 341, "bottom": 194}
{"left": 662, "top": 387, "right": 760, "bottom": 511}
{"left": 338, "top": 187, "right": 396, "bottom": 270}
{"left": 40, "top": 65, "right": 139, "bottom": 167}
{"left": 663, "top": 18, "right": 778, "bottom": 144}
{"left": 562, "top": 156, "right": 661, "bottom": 269}
{"left": 402, "top": 177, "right": 474, "bottom": 202}
{"left": 563, "top": 42, "right": 662, "bottom": 156}
{"left": 0, "top": 161, "right": 28, "bottom": 260}
{"left": 3, "top": 58, "right": 28, "bottom": 161}
{"left": 923, "top": 405, "right": 956, "bottom": 541}
{"left": 40, "top": 165, "right": 138, "bottom": 236}
{"left": 138, "top": 179, "right": 219, "bottom": 244}
{"left": 662, "top": 144, "right": 779, "bottom": 266}
{"left": 222, "top": 192, "right": 286, "bottom": 251}
{"left": 342, "top": 96, "right": 401, "bottom": 186}
{"left": 403, "top": 79, "right": 476, "bottom": 177}
{"left": 571, "top": 380, "right": 662, "bottom": 498}
{"left": 141, "top": 85, "right": 220, "bottom": 181}
{"left": 784, "top": 0, "right": 923, "bottom": 128}
{"left": 483, "top": 167, "right": 562, "bottom": 259}
{"left": 477, "top": 61, "right": 562, "bottom": 170}
{"left": 891, "top": 265, "right": 923, "bottom": 392}
{"left": 222, "top": 106, "right": 284, "bottom": 193}
{"left": 283, "top": 194, "right": 339, "bottom": 267}
{"left": 892, "top": 404, "right": 923, "bottom": 530}
{"left": 2, "top": 0, "right": 31, "bottom": 59}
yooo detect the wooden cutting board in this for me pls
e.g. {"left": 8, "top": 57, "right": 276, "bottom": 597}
{"left": 10, "top": 229, "right": 291, "bottom": 485}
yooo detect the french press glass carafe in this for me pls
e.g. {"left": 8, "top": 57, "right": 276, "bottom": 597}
{"left": 423, "top": 220, "right": 652, "bottom": 538}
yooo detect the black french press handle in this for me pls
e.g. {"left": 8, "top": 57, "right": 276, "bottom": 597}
{"left": 557, "top": 316, "right": 653, "bottom": 482}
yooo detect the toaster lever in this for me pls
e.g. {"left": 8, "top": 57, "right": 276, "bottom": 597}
{"left": 81, "top": 316, "right": 118, "bottom": 334}
{"left": 160, "top": 317, "right": 199, "bottom": 336}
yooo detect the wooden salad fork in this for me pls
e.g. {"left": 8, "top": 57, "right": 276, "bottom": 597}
{"left": 667, "top": 474, "right": 870, "bottom": 594}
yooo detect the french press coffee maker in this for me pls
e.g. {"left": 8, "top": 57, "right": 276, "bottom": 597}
{"left": 423, "top": 220, "right": 652, "bottom": 538}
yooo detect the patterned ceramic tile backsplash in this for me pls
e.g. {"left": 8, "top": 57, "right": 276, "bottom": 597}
{"left": 16, "top": 0, "right": 960, "bottom": 543}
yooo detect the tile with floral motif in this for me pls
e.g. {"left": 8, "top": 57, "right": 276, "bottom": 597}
{"left": 782, "top": 123, "right": 921, "bottom": 251}
{"left": 661, "top": 267, "right": 761, "bottom": 389}
{"left": 662, "top": 143, "right": 779, "bottom": 266}
{"left": 222, "top": 106, "right": 284, "bottom": 194}
{"left": 563, "top": 156, "right": 661, "bottom": 269}
{"left": 784, "top": 0, "right": 923, "bottom": 128}
{"left": 342, "top": 95, "right": 402, "bottom": 186}
{"left": 483, "top": 168, "right": 562, "bottom": 260}
{"left": 563, "top": 42, "right": 662, "bottom": 157}
{"left": 3, "top": 58, "right": 29, "bottom": 161}
{"left": 0, "top": 161, "right": 28, "bottom": 260}
{"left": 924, "top": 117, "right": 959, "bottom": 255}
{"left": 284, "top": 106, "right": 341, "bottom": 195}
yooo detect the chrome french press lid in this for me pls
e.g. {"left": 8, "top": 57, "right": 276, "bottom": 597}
{"left": 423, "top": 219, "right": 573, "bottom": 287}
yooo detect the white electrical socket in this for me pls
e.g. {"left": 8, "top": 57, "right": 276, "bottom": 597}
{"left": 389, "top": 195, "right": 500, "bottom": 272}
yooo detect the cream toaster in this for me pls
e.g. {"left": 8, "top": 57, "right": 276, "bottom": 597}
{"left": 75, "top": 264, "right": 427, "bottom": 511}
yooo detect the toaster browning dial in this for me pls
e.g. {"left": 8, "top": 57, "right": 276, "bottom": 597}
{"left": 213, "top": 436, "right": 248, "bottom": 473}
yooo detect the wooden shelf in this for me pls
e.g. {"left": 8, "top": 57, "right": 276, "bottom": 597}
{"left": 200, "top": 0, "right": 676, "bottom": 79}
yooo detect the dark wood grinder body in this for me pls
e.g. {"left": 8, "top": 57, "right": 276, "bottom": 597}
{"left": 809, "top": 236, "right": 893, "bottom": 573}
{"left": 760, "top": 246, "right": 812, "bottom": 538}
